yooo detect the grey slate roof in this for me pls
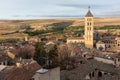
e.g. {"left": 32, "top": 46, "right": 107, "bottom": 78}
{"left": 61, "top": 59, "right": 120, "bottom": 80}
{"left": 85, "top": 10, "right": 93, "bottom": 17}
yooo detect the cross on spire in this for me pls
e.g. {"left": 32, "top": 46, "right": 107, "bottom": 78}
{"left": 85, "top": 6, "right": 93, "bottom": 17}
{"left": 88, "top": 6, "right": 90, "bottom": 10}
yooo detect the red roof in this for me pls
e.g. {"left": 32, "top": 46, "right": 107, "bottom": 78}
{"left": 11, "top": 45, "right": 35, "bottom": 56}
{"left": 4, "top": 62, "right": 41, "bottom": 80}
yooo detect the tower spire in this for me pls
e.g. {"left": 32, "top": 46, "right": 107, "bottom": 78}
{"left": 85, "top": 6, "right": 93, "bottom": 17}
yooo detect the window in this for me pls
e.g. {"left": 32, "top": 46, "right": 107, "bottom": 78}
{"left": 89, "top": 27, "right": 91, "bottom": 31}
{"left": 87, "top": 23, "right": 89, "bottom": 26}
{"left": 89, "top": 22, "right": 91, "bottom": 26}
{"left": 87, "top": 27, "right": 89, "bottom": 30}
{"left": 87, "top": 22, "right": 92, "bottom": 26}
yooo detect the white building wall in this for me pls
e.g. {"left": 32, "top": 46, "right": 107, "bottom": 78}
{"left": 67, "top": 39, "right": 84, "bottom": 44}
{"left": 96, "top": 44, "right": 105, "bottom": 51}
{"left": 32, "top": 67, "right": 60, "bottom": 80}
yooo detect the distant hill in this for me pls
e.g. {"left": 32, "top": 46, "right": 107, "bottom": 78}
{"left": 0, "top": 17, "right": 120, "bottom": 39}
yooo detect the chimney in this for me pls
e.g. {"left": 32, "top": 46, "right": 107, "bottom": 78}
{"left": 16, "top": 62, "right": 23, "bottom": 68}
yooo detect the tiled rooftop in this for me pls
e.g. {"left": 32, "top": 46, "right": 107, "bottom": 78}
{"left": 0, "top": 62, "right": 41, "bottom": 80}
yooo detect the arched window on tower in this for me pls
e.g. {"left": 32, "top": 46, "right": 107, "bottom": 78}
{"left": 87, "top": 22, "right": 89, "bottom": 26}
{"left": 89, "top": 27, "right": 91, "bottom": 31}
{"left": 87, "top": 27, "right": 89, "bottom": 30}
{"left": 89, "top": 22, "right": 91, "bottom": 26}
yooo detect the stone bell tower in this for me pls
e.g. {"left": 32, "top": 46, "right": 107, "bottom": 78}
{"left": 84, "top": 6, "right": 94, "bottom": 49}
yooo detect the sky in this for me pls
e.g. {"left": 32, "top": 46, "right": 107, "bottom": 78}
{"left": 0, "top": 0, "right": 120, "bottom": 20}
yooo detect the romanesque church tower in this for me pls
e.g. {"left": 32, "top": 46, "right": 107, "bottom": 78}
{"left": 84, "top": 7, "right": 94, "bottom": 49}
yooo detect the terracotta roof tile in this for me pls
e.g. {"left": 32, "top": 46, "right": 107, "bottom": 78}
{"left": 3, "top": 62, "right": 41, "bottom": 80}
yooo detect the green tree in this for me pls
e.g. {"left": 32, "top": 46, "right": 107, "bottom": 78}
{"left": 33, "top": 42, "right": 47, "bottom": 66}
{"left": 47, "top": 45, "right": 58, "bottom": 67}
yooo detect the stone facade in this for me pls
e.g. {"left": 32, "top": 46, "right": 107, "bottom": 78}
{"left": 84, "top": 13, "right": 94, "bottom": 49}
{"left": 67, "top": 38, "right": 84, "bottom": 44}
{"left": 115, "top": 58, "right": 120, "bottom": 67}
{"left": 67, "top": 8, "right": 94, "bottom": 49}
{"left": 100, "top": 36, "right": 120, "bottom": 52}
{"left": 96, "top": 41, "right": 106, "bottom": 51}
{"left": 115, "top": 37, "right": 120, "bottom": 46}
{"left": 32, "top": 67, "right": 60, "bottom": 80}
